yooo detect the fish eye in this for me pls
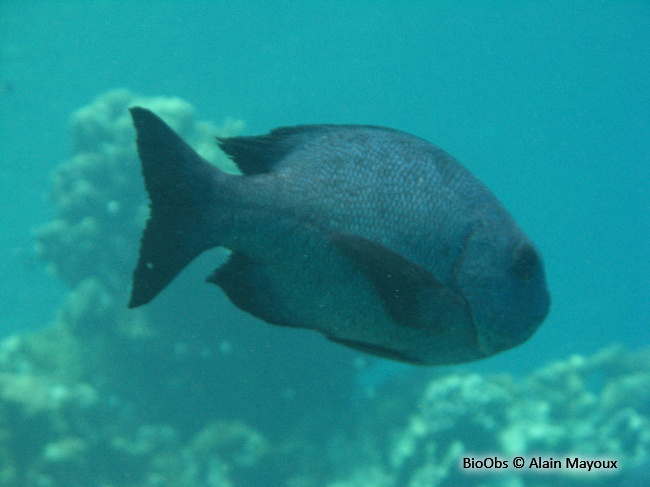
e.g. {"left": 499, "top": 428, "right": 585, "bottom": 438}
{"left": 512, "top": 243, "right": 540, "bottom": 281}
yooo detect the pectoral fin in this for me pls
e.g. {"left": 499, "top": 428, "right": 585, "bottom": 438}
{"left": 331, "top": 234, "right": 472, "bottom": 335}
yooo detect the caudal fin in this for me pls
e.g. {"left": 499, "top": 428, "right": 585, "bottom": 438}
{"left": 128, "top": 107, "right": 223, "bottom": 308}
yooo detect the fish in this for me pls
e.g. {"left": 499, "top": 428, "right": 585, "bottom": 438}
{"left": 128, "top": 107, "right": 550, "bottom": 365}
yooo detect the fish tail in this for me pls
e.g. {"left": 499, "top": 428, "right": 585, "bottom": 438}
{"left": 128, "top": 106, "right": 226, "bottom": 308}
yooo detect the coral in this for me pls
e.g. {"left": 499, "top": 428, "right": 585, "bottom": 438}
{"left": 0, "top": 318, "right": 648, "bottom": 486}
{"left": 321, "top": 345, "right": 650, "bottom": 487}
{"left": 0, "top": 328, "right": 272, "bottom": 487}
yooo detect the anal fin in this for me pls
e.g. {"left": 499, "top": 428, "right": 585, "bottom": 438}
{"left": 207, "top": 252, "right": 301, "bottom": 328}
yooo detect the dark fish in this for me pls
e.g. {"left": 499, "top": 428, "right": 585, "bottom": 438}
{"left": 128, "top": 107, "right": 550, "bottom": 365}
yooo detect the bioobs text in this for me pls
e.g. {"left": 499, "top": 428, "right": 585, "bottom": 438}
{"left": 463, "top": 457, "right": 509, "bottom": 469}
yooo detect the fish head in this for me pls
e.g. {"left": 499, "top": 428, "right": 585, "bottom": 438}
{"left": 456, "top": 222, "right": 550, "bottom": 357}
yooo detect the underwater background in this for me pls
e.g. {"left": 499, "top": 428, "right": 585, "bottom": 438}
{"left": 0, "top": 1, "right": 648, "bottom": 486}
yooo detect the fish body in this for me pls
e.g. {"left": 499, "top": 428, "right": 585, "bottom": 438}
{"left": 128, "top": 107, "right": 550, "bottom": 365}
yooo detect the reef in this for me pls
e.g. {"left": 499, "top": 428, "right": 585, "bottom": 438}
{"left": 0, "top": 328, "right": 270, "bottom": 487}
{"left": 1, "top": 90, "right": 645, "bottom": 486}
{"left": 347, "top": 346, "right": 650, "bottom": 487}
{"left": 1, "top": 324, "right": 648, "bottom": 486}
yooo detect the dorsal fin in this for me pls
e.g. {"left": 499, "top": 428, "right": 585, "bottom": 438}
{"left": 216, "top": 125, "right": 333, "bottom": 175}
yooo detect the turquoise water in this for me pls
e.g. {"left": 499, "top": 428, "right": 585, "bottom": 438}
{"left": 1, "top": 3, "right": 649, "bottom": 485}
{"left": 1, "top": 2, "right": 648, "bottom": 375}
